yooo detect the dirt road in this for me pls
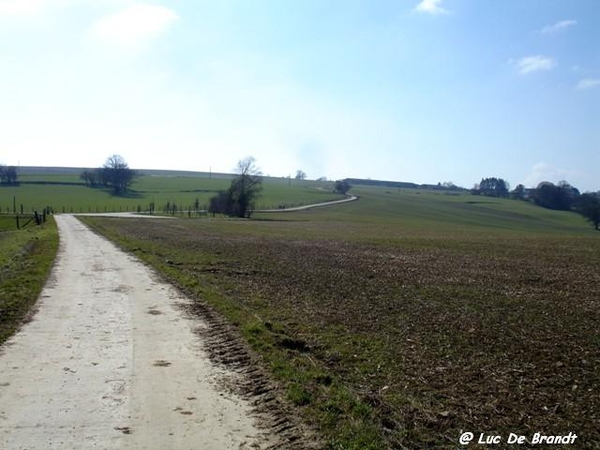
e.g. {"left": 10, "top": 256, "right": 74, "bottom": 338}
{"left": 0, "top": 215, "right": 272, "bottom": 449}
{"left": 253, "top": 195, "right": 358, "bottom": 213}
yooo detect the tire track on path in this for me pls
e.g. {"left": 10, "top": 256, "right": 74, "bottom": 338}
{"left": 0, "top": 214, "right": 276, "bottom": 450}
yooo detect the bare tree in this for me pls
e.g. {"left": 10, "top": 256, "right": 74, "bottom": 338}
{"left": 230, "top": 157, "right": 263, "bottom": 217}
{"left": 102, "top": 155, "right": 135, "bottom": 194}
{"left": 295, "top": 170, "right": 307, "bottom": 180}
{"left": 209, "top": 157, "right": 263, "bottom": 218}
{"left": 80, "top": 169, "right": 98, "bottom": 187}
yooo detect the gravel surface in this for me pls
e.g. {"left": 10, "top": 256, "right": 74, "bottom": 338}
{"left": 0, "top": 215, "right": 273, "bottom": 450}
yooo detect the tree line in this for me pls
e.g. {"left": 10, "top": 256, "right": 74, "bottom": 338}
{"left": 473, "top": 177, "right": 600, "bottom": 230}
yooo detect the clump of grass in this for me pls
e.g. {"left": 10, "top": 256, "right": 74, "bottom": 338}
{"left": 0, "top": 218, "right": 59, "bottom": 344}
{"left": 287, "top": 383, "right": 312, "bottom": 406}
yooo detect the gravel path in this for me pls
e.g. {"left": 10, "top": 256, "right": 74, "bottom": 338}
{"left": 0, "top": 215, "right": 272, "bottom": 450}
{"left": 253, "top": 195, "right": 358, "bottom": 213}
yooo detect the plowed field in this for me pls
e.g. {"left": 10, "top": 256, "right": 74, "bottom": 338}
{"left": 81, "top": 193, "right": 600, "bottom": 449}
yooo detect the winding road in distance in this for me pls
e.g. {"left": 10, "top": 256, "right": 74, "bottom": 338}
{"left": 253, "top": 194, "right": 358, "bottom": 213}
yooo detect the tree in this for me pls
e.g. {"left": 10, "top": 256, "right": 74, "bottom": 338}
{"left": 209, "top": 191, "right": 233, "bottom": 216}
{"left": 295, "top": 170, "right": 307, "bottom": 180}
{"left": 476, "top": 177, "right": 509, "bottom": 197}
{"left": 333, "top": 179, "right": 351, "bottom": 195}
{"left": 80, "top": 169, "right": 98, "bottom": 187}
{"left": 440, "top": 181, "right": 462, "bottom": 191}
{"left": 0, "top": 165, "right": 18, "bottom": 184}
{"left": 209, "top": 157, "right": 263, "bottom": 218}
{"left": 102, "top": 155, "right": 135, "bottom": 194}
{"left": 510, "top": 184, "right": 527, "bottom": 200}
{"left": 558, "top": 180, "right": 580, "bottom": 204}
{"left": 229, "top": 156, "right": 262, "bottom": 217}
{"left": 531, "top": 181, "right": 579, "bottom": 211}
{"left": 574, "top": 193, "right": 600, "bottom": 230}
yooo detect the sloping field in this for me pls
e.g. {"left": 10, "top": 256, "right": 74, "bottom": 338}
{"left": 81, "top": 187, "right": 600, "bottom": 449}
{"left": 2, "top": 171, "right": 343, "bottom": 214}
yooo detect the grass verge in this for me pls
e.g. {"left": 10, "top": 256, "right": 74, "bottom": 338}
{"left": 0, "top": 217, "right": 59, "bottom": 345}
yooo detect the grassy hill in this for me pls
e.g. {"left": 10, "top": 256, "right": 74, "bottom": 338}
{"left": 1, "top": 167, "right": 344, "bottom": 214}
{"left": 254, "top": 185, "right": 592, "bottom": 239}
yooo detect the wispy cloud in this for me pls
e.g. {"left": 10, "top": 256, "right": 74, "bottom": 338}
{"left": 516, "top": 55, "right": 556, "bottom": 75}
{"left": 89, "top": 5, "right": 179, "bottom": 46}
{"left": 414, "top": 0, "right": 448, "bottom": 15}
{"left": 576, "top": 78, "right": 600, "bottom": 90}
{"left": 522, "top": 162, "right": 579, "bottom": 188}
{"left": 541, "top": 19, "right": 577, "bottom": 34}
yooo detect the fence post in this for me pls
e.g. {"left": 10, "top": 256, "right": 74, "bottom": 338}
{"left": 16, "top": 215, "right": 19, "bottom": 229}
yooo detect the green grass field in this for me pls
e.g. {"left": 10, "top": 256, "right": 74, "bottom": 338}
{"left": 0, "top": 217, "right": 59, "bottom": 345}
{"left": 1, "top": 171, "right": 343, "bottom": 214}
{"left": 81, "top": 185, "right": 600, "bottom": 449}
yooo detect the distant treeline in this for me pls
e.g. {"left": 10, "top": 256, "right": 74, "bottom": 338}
{"left": 345, "top": 176, "right": 599, "bottom": 230}
{"left": 16, "top": 166, "right": 233, "bottom": 180}
{"left": 344, "top": 178, "right": 464, "bottom": 191}
{"left": 0, "top": 165, "right": 18, "bottom": 185}
{"left": 472, "top": 177, "right": 600, "bottom": 230}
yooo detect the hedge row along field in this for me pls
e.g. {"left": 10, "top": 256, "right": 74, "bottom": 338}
{"left": 82, "top": 187, "right": 599, "bottom": 449}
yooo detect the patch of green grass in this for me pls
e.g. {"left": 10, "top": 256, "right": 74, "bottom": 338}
{"left": 0, "top": 218, "right": 59, "bottom": 344}
{"left": 0, "top": 215, "right": 18, "bottom": 232}
{"left": 79, "top": 187, "right": 600, "bottom": 449}
{"left": 287, "top": 383, "right": 313, "bottom": 406}
{"left": 1, "top": 172, "right": 343, "bottom": 214}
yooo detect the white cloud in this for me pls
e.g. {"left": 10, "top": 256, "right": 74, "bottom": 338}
{"left": 89, "top": 4, "right": 179, "bottom": 46}
{"left": 516, "top": 55, "right": 556, "bottom": 75}
{"left": 541, "top": 19, "right": 577, "bottom": 34}
{"left": 414, "top": 0, "right": 448, "bottom": 15}
{"left": 522, "top": 162, "right": 579, "bottom": 188}
{"left": 576, "top": 78, "right": 600, "bottom": 90}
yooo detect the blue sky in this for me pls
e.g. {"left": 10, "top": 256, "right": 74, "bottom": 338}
{"left": 1, "top": 0, "right": 599, "bottom": 191}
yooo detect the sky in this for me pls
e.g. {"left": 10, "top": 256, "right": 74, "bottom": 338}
{"left": 1, "top": 0, "right": 599, "bottom": 191}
